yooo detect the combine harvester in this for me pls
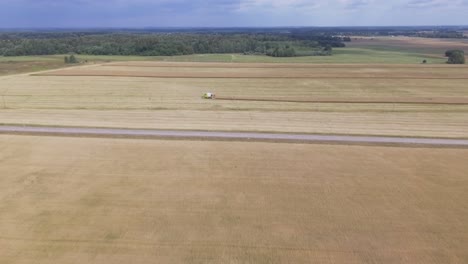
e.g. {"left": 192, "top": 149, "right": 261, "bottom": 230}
{"left": 202, "top": 92, "right": 216, "bottom": 99}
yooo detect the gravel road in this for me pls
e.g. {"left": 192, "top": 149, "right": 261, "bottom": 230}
{"left": 1, "top": 125, "right": 468, "bottom": 146}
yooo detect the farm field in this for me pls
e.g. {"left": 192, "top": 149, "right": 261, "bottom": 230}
{"left": 36, "top": 62, "right": 468, "bottom": 79}
{"left": 58, "top": 36, "right": 468, "bottom": 64}
{"left": 1, "top": 61, "right": 468, "bottom": 138}
{"left": 1, "top": 36, "right": 468, "bottom": 264}
{"left": 145, "top": 49, "right": 446, "bottom": 64}
{"left": 70, "top": 39, "right": 450, "bottom": 63}
{"left": 0, "top": 38, "right": 451, "bottom": 74}
{"left": 348, "top": 36, "right": 468, "bottom": 59}
{"left": 2, "top": 35, "right": 465, "bottom": 74}
{"left": 0, "top": 60, "right": 67, "bottom": 76}
{"left": 1, "top": 135, "right": 468, "bottom": 264}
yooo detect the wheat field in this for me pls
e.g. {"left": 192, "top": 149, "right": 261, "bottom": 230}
{"left": 1, "top": 135, "right": 467, "bottom": 264}
{"left": 1, "top": 62, "right": 468, "bottom": 138}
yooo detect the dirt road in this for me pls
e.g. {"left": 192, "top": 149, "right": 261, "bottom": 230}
{"left": 1, "top": 125, "right": 468, "bottom": 146}
{"left": 214, "top": 96, "right": 468, "bottom": 105}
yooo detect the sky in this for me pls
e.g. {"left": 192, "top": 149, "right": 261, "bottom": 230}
{"left": 0, "top": 0, "right": 468, "bottom": 28}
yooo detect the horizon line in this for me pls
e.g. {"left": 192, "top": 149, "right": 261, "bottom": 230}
{"left": 1, "top": 25, "right": 468, "bottom": 30}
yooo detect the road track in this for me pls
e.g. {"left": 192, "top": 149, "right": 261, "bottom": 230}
{"left": 1, "top": 125, "right": 468, "bottom": 147}
{"left": 214, "top": 96, "right": 468, "bottom": 105}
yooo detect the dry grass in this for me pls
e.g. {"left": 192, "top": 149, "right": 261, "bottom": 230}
{"left": 0, "top": 61, "right": 66, "bottom": 76}
{"left": 1, "top": 135, "right": 467, "bottom": 264}
{"left": 1, "top": 62, "right": 468, "bottom": 138}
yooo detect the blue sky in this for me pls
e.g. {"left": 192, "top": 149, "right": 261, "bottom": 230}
{"left": 1, "top": 0, "right": 468, "bottom": 28}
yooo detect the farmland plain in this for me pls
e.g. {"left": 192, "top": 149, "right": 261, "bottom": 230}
{"left": 1, "top": 37, "right": 468, "bottom": 264}
{"left": 0, "top": 36, "right": 454, "bottom": 75}
{"left": 1, "top": 135, "right": 468, "bottom": 264}
{"left": 2, "top": 35, "right": 464, "bottom": 77}
{"left": 1, "top": 61, "right": 468, "bottom": 138}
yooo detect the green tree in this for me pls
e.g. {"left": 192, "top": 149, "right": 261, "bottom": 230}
{"left": 69, "top": 55, "right": 78, "bottom": 64}
{"left": 446, "top": 50, "right": 465, "bottom": 64}
{"left": 64, "top": 56, "right": 69, "bottom": 64}
{"left": 320, "top": 45, "right": 333, "bottom": 56}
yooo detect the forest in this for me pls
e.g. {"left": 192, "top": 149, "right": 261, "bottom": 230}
{"left": 0, "top": 31, "right": 347, "bottom": 57}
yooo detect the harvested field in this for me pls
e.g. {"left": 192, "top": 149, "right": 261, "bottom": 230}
{"left": 36, "top": 62, "right": 468, "bottom": 79}
{"left": 1, "top": 61, "right": 468, "bottom": 138}
{"left": 348, "top": 36, "right": 468, "bottom": 56}
{"left": 1, "top": 109, "right": 468, "bottom": 138}
{"left": 1, "top": 135, "right": 468, "bottom": 264}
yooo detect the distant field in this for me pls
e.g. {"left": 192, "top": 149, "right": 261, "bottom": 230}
{"left": 1, "top": 135, "right": 467, "bottom": 264}
{"left": 2, "top": 36, "right": 465, "bottom": 74}
{"left": 1, "top": 61, "right": 468, "bottom": 138}
{"left": 0, "top": 56, "right": 149, "bottom": 76}
{"left": 0, "top": 55, "right": 156, "bottom": 63}
{"left": 151, "top": 49, "right": 445, "bottom": 64}
{"left": 65, "top": 37, "right": 468, "bottom": 64}
{"left": 0, "top": 59, "right": 66, "bottom": 76}
{"left": 0, "top": 39, "right": 450, "bottom": 75}
{"left": 348, "top": 36, "right": 468, "bottom": 58}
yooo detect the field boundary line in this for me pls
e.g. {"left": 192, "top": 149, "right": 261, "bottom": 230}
{"left": 1, "top": 125, "right": 468, "bottom": 147}
{"left": 30, "top": 72, "right": 468, "bottom": 80}
{"left": 105, "top": 63, "right": 468, "bottom": 69}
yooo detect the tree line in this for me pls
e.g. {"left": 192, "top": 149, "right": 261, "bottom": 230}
{"left": 309, "top": 27, "right": 467, "bottom": 39}
{"left": 0, "top": 32, "right": 347, "bottom": 57}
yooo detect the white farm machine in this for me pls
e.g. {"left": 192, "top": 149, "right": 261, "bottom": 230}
{"left": 202, "top": 92, "right": 216, "bottom": 99}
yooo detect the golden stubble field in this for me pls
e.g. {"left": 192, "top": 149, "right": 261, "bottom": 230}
{"left": 0, "top": 135, "right": 467, "bottom": 264}
{"left": 1, "top": 61, "right": 468, "bottom": 138}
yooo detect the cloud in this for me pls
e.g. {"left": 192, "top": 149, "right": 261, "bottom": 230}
{"left": 1, "top": 0, "right": 468, "bottom": 27}
{"left": 406, "top": 0, "right": 468, "bottom": 8}
{"left": 339, "top": 0, "right": 373, "bottom": 9}
{"left": 406, "top": 0, "right": 445, "bottom": 8}
{"left": 6, "top": 0, "right": 321, "bottom": 12}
